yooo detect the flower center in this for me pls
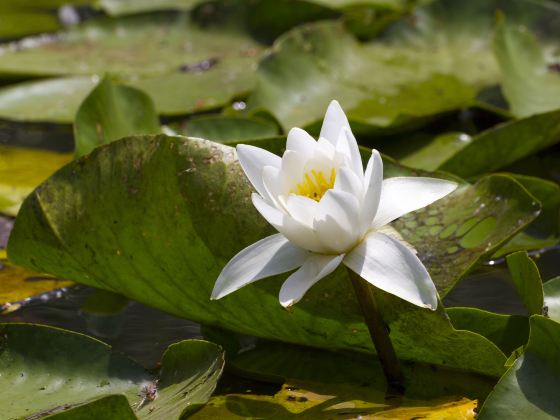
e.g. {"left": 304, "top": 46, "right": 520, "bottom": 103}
{"left": 293, "top": 168, "right": 336, "bottom": 201}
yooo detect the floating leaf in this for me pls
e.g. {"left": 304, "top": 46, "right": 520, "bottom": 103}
{"left": 98, "top": 0, "right": 203, "bottom": 15}
{"left": 494, "top": 174, "right": 560, "bottom": 256}
{"left": 439, "top": 110, "right": 560, "bottom": 178}
{"left": 0, "top": 323, "right": 224, "bottom": 419}
{"left": 0, "top": 12, "right": 261, "bottom": 78}
{"left": 74, "top": 77, "right": 160, "bottom": 157}
{"left": 0, "top": 11, "right": 263, "bottom": 119}
{"left": 45, "top": 395, "right": 137, "bottom": 420}
{"left": 168, "top": 115, "right": 279, "bottom": 143}
{"left": 446, "top": 307, "right": 529, "bottom": 356}
{"left": 478, "top": 315, "right": 560, "bottom": 419}
{"left": 0, "top": 77, "right": 97, "bottom": 124}
{"left": 248, "top": 21, "right": 477, "bottom": 132}
{"left": 494, "top": 17, "right": 560, "bottom": 118}
{"left": 543, "top": 276, "right": 560, "bottom": 323}
{"left": 7, "top": 134, "right": 542, "bottom": 375}
{"left": 0, "top": 146, "right": 73, "bottom": 216}
{"left": 398, "top": 132, "right": 473, "bottom": 172}
{"left": 506, "top": 251, "right": 544, "bottom": 316}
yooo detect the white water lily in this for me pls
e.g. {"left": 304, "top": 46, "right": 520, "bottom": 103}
{"left": 211, "top": 100, "right": 457, "bottom": 310}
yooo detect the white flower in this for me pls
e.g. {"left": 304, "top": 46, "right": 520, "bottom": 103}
{"left": 211, "top": 100, "right": 457, "bottom": 310}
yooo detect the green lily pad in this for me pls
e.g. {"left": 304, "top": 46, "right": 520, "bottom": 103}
{"left": 494, "top": 17, "right": 560, "bottom": 118}
{"left": 506, "top": 251, "right": 544, "bottom": 316}
{"left": 493, "top": 174, "right": 560, "bottom": 256}
{"left": 0, "top": 146, "right": 73, "bottom": 216}
{"left": 168, "top": 115, "right": 279, "bottom": 143}
{"left": 398, "top": 132, "right": 473, "bottom": 172}
{"left": 478, "top": 315, "right": 560, "bottom": 419}
{"left": 248, "top": 20, "right": 477, "bottom": 133}
{"left": 45, "top": 395, "right": 137, "bottom": 420}
{"left": 543, "top": 277, "right": 560, "bottom": 323}
{"left": 0, "top": 323, "right": 224, "bottom": 419}
{"left": 439, "top": 110, "right": 560, "bottom": 178}
{"left": 0, "top": 77, "right": 97, "bottom": 124}
{"left": 0, "top": 12, "right": 262, "bottom": 78}
{"left": 446, "top": 307, "right": 529, "bottom": 356}
{"left": 8, "top": 134, "right": 542, "bottom": 376}
{"left": 98, "top": 0, "right": 203, "bottom": 15}
{"left": 0, "top": 11, "right": 262, "bottom": 119}
{"left": 74, "top": 77, "right": 160, "bottom": 157}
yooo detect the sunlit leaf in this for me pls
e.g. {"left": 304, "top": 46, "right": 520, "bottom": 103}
{"left": 478, "top": 315, "right": 560, "bottom": 419}
{"left": 494, "top": 17, "right": 560, "bottom": 118}
{"left": 447, "top": 307, "right": 529, "bottom": 356}
{"left": 168, "top": 115, "right": 279, "bottom": 143}
{"left": 0, "top": 323, "right": 224, "bottom": 419}
{"left": 0, "top": 146, "right": 73, "bottom": 216}
{"left": 74, "top": 77, "right": 160, "bottom": 157}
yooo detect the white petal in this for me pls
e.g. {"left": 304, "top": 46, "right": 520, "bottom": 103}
{"left": 360, "top": 150, "right": 383, "bottom": 232}
{"left": 280, "top": 150, "right": 306, "bottom": 189}
{"left": 334, "top": 166, "right": 363, "bottom": 200}
{"left": 279, "top": 254, "right": 344, "bottom": 307}
{"left": 237, "top": 144, "right": 281, "bottom": 198}
{"left": 313, "top": 189, "right": 361, "bottom": 253}
{"left": 286, "top": 127, "right": 317, "bottom": 155}
{"left": 286, "top": 194, "right": 317, "bottom": 227}
{"left": 372, "top": 177, "right": 458, "bottom": 228}
{"left": 319, "top": 100, "right": 350, "bottom": 145}
{"left": 261, "top": 165, "right": 286, "bottom": 209}
{"left": 315, "top": 137, "right": 336, "bottom": 161}
{"left": 335, "top": 127, "right": 363, "bottom": 177}
{"left": 212, "top": 234, "right": 308, "bottom": 300}
{"left": 252, "top": 194, "right": 329, "bottom": 253}
{"left": 343, "top": 231, "right": 438, "bottom": 309}
{"left": 252, "top": 193, "right": 284, "bottom": 225}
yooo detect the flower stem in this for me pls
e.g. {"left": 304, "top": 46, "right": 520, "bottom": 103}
{"left": 348, "top": 268, "right": 405, "bottom": 395}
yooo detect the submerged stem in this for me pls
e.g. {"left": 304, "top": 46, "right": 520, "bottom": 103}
{"left": 348, "top": 268, "right": 405, "bottom": 395}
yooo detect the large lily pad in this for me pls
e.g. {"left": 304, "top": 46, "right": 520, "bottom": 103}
{"left": 478, "top": 315, "right": 560, "bottom": 419}
{"left": 0, "top": 323, "right": 224, "bottom": 419}
{"left": 8, "top": 134, "right": 542, "bottom": 376}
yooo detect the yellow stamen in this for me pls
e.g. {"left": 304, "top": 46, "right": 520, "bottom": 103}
{"left": 292, "top": 168, "right": 336, "bottom": 201}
